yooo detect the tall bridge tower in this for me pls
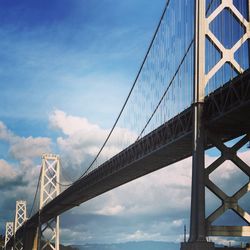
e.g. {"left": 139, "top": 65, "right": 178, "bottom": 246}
{"left": 182, "top": 0, "right": 250, "bottom": 249}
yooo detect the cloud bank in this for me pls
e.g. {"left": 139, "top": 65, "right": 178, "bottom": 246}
{"left": 1, "top": 110, "right": 250, "bottom": 247}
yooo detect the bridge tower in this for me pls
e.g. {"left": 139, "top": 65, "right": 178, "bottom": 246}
{"left": 38, "top": 154, "right": 60, "bottom": 250}
{"left": 5, "top": 222, "right": 14, "bottom": 250}
{"left": 182, "top": 0, "right": 250, "bottom": 249}
{"left": 14, "top": 200, "right": 27, "bottom": 250}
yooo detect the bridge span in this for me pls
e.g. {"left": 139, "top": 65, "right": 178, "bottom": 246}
{"left": 7, "top": 68, "right": 250, "bottom": 248}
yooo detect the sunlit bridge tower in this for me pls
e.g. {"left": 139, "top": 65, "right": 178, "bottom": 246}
{"left": 38, "top": 154, "right": 60, "bottom": 250}
{"left": 5, "top": 222, "right": 14, "bottom": 250}
{"left": 14, "top": 200, "right": 27, "bottom": 250}
{"left": 182, "top": 0, "right": 250, "bottom": 249}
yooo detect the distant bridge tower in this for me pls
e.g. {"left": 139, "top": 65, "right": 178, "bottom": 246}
{"left": 5, "top": 222, "right": 14, "bottom": 250}
{"left": 14, "top": 200, "right": 27, "bottom": 250}
{"left": 39, "top": 154, "right": 60, "bottom": 250}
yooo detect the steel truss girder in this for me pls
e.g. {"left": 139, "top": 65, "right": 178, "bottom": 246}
{"left": 205, "top": 0, "right": 250, "bottom": 84}
{"left": 39, "top": 154, "right": 60, "bottom": 250}
{"left": 205, "top": 131, "right": 250, "bottom": 237}
{"left": 205, "top": 71, "right": 250, "bottom": 123}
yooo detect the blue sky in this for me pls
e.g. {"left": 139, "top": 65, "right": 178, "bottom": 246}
{"left": 1, "top": 0, "right": 250, "bottom": 247}
{"left": 0, "top": 0, "right": 167, "bottom": 132}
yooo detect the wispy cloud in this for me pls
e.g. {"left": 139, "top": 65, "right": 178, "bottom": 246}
{"left": 49, "top": 109, "right": 136, "bottom": 175}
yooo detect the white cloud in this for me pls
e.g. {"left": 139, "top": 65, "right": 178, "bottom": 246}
{"left": 0, "top": 121, "right": 14, "bottom": 141}
{"left": 125, "top": 230, "right": 160, "bottom": 241}
{"left": 0, "top": 120, "right": 52, "bottom": 163}
{"left": 172, "top": 219, "right": 183, "bottom": 227}
{"left": 60, "top": 228, "right": 93, "bottom": 245}
{"left": 50, "top": 109, "right": 103, "bottom": 137}
{"left": 210, "top": 237, "right": 239, "bottom": 247}
{"left": 9, "top": 136, "right": 51, "bottom": 162}
{"left": 96, "top": 204, "right": 125, "bottom": 216}
{"left": 49, "top": 109, "right": 136, "bottom": 168}
{"left": 0, "top": 159, "right": 18, "bottom": 181}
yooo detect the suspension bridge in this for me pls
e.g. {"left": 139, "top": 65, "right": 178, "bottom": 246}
{"left": 3, "top": 0, "right": 250, "bottom": 249}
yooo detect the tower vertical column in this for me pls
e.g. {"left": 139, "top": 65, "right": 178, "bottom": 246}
{"left": 190, "top": 0, "right": 206, "bottom": 241}
{"left": 181, "top": 0, "right": 214, "bottom": 249}
{"left": 38, "top": 154, "right": 60, "bottom": 250}
{"left": 14, "top": 201, "right": 27, "bottom": 250}
{"left": 4, "top": 222, "right": 13, "bottom": 250}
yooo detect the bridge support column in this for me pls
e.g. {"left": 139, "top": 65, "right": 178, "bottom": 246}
{"left": 181, "top": 104, "right": 214, "bottom": 250}
{"left": 38, "top": 154, "right": 60, "bottom": 250}
{"left": 4, "top": 222, "right": 14, "bottom": 250}
{"left": 14, "top": 201, "right": 27, "bottom": 250}
{"left": 181, "top": 0, "right": 213, "bottom": 249}
{"left": 22, "top": 226, "right": 39, "bottom": 250}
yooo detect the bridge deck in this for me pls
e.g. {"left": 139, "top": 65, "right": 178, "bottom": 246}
{"left": 9, "top": 70, "right": 250, "bottom": 244}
